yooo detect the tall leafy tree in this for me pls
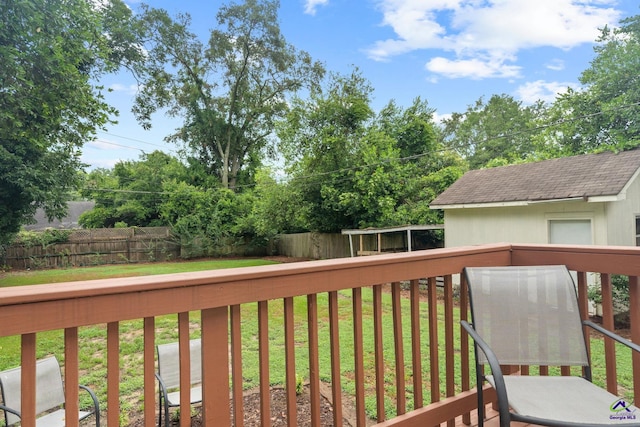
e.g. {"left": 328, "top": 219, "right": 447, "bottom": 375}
{"left": 249, "top": 168, "right": 308, "bottom": 239}
{"left": 0, "top": 0, "right": 143, "bottom": 245}
{"left": 342, "top": 98, "right": 465, "bottom": 228}
{"left": 278, "top": 72, "right": 464, "bottom": 234}
{"left": 552, "top": 14, "right": 640, "bottom": 153}
{"left": 134, "top": 0, "right": 325, "bottom": 189}
{"left": 277, "top": 69, "right": 374, "bottom": 232}
{"left": 440, "top": 94, "right": 547, "bottom": 169}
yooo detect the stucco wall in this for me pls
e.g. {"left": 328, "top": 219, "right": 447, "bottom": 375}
{"left": 605, "top": 174, "right": 640, "bottom": 246}
{"left": 443, "top": 201, "right": 608, "bottom": 248}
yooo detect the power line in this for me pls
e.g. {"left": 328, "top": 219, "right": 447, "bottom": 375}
{"left": 85, "top": 100, "right": 640, "bottom": 194}
{"left": 235, "top": 99, "right": 640, "bottom": 188}
{"left": 97, "top": 130, "right": 175, "bottom": 150}
{"left": 82, "top": 188, "right": 172, "bottom": 195}
{"left": 93, "top": 139, "right": 145, "bottom": 151}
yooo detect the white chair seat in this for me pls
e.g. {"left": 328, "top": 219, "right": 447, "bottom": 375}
{"left": 33, "top": 409, "right": 92, "bottom": 427}
{"left": 488, "top": 375, "right": 639, "bottom": 425}
{"left": 166, "top": 385, "right": 203, "bottom": 406}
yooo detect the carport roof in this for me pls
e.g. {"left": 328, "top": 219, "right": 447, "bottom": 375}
{"left": 430, "top": 148, "right": 640, "bottom": 209}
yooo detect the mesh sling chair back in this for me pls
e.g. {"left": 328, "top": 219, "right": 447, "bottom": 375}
{"left": 156, "top": 339, "right": 202, "bottom": 427}
{"left": 0, "top": 356, "right": 100, "bottom": 427}
{"left": 461, "top": 265, "right": 640, "bottom": 427}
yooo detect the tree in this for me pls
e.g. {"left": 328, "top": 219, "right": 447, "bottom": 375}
{"left": 159, "top": 182, "right": 255, "bottom": 257}
{"left": 0, "top": 0, "right": 143, "bottom": 245}
{"left": 440, "top": 94, "right": 547, "bottom": 169}
{"left": 551, "top": 14, "right": 640, "bottom": 154}
{"left": 134, "top": 0, "right": 325, "bottom": 189}
{"left": 340, "top": 98, "right": 465, "bottom": 229}
{"left": 80, "top": 151, "right": 190, "bottom": 228}
{"left": 249, "top": 168, "right": 309, "bottom": 239}
{"left": 278, "top": 71, "right": 465, "bottom": 234}
{"left": 277, "top": 69, "right": 374, "bottom": 232}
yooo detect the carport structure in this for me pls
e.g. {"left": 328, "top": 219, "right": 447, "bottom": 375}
{"left": 341, "top": 224, "right": 444, "bottom": 257}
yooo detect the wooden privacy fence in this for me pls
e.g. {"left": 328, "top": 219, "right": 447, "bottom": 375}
{"left": 274, "top": 232, "right": 417, "bottom": 259}
{"left": 4, "top": 227, "right": 180, "bottom": 270}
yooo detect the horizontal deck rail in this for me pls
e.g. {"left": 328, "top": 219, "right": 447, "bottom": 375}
{"left": 0, "top": 243, "right": 638, "bottom": 426}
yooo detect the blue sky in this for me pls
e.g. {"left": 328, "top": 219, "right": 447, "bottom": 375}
{"left": 85, "top": 0, "right": 640, "bottom": 169}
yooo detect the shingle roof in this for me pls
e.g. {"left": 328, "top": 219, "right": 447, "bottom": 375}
{"left": 24, "top": 201, "right": 95, "bottom": 230}
{"left": 430, "top": 149, "right": 640, "bottom": 208}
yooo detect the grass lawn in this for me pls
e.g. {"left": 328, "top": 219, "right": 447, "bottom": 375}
{"left": 0, "top": 259, "right": 634, "bottom": 422}
{"left": 0, "top": 258, "right": 279, "bottom": 287}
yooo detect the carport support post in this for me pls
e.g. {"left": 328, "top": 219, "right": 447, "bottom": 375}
{"left": 348, "top": 235, "right": 354, "bottom": 257}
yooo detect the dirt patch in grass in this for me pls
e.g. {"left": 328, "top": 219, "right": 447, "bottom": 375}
{"left": 128, "top": 383, "right": 372, "bottom": 426}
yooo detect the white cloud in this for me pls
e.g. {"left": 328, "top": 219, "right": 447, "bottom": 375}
{"left": 426, "top": 55, "right": 521, "bottom": 79}
{"left": 109, "top": 83, "right": 139, "bottom": 95}
{"left": 304, "top": 0, "right": 329, "bottom": 15}
{"left": 89, "top": 0, "right": 109, "bottom": 10}
{"left": 432, "top": 111, "right": 452, "bottom": 124}
{"left": 545, "top": 59, "right": 566, "bottom": 71}
{"left": 368, "top": 0, "right": 622, "bottom": 79}
{"left": 515, "top": 80, "right": 579, "bottom": 104}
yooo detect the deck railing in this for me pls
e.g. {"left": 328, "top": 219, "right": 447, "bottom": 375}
{"left": 0, "top": 243, "right": 638, "bottom": 427}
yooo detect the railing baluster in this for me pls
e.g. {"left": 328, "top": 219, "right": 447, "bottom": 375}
{"left": 64, "top": 327, "right": 80, "bottom": 426}
{"left": 410, "top": 279, "right": 423, "bottom": 410}
{"left": 284, "top": 297, "right": 297, "bottom": 427}
{"left": 178, "top": 312, "right": 191, "bottom": 427}
{"left": 21, "top": 333, "right": 36, "bottom": 427}
{"left": 428, "top": 276, "right": 440, "bottom": 404}
{"left": 444, "top": 275, "right": 456, "bottom": 427}
{"left": 201, "top": 307, "right": 231, "bottom": 426}
{"left": 107, "top": 322, "right": 120, "bottom": 427}
{"left": 600, "top": 273, "right": 618, "bottom": 393}
{"left": 373, "top": 284, "right": 385, "bottom": 421}
{"left": 144, "top": 317, "right": 156, "bottom": 427}
{"left": 230, "top": 304, "right": 244, "bottom": 427}
{"left": 630, "top": 275, "right": 640, "bottom": 404}
{"left": 258, "top": 300, "right": 271, "bottom": 426}
{"left": 460, "top": 274, "right": 471, "bottom": 426}
{"left": 392, "top": 281, "right": 406, "bottom": 415}
{"left": 353, "top": 287, "right": 366, "bottom": 427}
{"left": 328, "top": 290, "right": 344, "bottom": 427}
{"left": 308, "top": 294, "right": 321, "bottom": 427}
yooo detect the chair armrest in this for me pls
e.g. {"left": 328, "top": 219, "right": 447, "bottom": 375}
{"left": 156, "top": 372, "right": 170, "bottom": 400}
{"left": 461, "top": 320, "right": 510, "bottom": 422}
{"left": 80, "top": 384, "right": 101, "bottom": 426}
{"left": 0, "top": 403, "right": 21, "bottom": 419}
{"left": 583, "top": 320, "right": 640, "bottom": 353}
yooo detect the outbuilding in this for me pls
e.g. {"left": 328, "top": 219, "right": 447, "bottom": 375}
{"left": 430, "top": 149, "right": 640, "bottom": 248}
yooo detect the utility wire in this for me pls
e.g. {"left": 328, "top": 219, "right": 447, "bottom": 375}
{"left": 97, "top": 131, "right": 176, "bottom": 150}
{"left": 83, "top": 100, "right": 640, "bottom": 195}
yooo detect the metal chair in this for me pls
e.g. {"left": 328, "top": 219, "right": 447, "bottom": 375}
{"left": 156, "top": 339, "right": 202, "bottom": 427}
{"left": 461, "top": 265, "right": 640, "bottom": 427}
{"left": 0, "top": 356, "right": 100, "bottom": 426}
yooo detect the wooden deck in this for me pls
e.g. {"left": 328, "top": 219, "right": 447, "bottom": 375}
{"left": 454, "top": 407, "right": 530, "bottom": 427}
{"left": 0, "top": 243, "right": 637, "bottom": 427}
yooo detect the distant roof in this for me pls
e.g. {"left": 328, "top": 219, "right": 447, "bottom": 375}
{"left": 24, "top": 201, "right": 95, "bottom": 231}
{"left": 430, "top": 149, "right": 640, "bottom": 209}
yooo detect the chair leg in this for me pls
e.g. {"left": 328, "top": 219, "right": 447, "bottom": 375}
{"left": 477, "top": 392, "right": 484, "bottom": 427}
{"left": 158, "top": 391, "right": 162, "bottom": 427}
{"left": 164, "top": 401, "right": 170, "bottom": 427}
{"left": 476, "top": 370, "right": 485, "bottom": 427}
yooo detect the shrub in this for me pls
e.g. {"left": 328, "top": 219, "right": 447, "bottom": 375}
{"left": 14, "top": 229, "right": 72, "bottom": 247}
